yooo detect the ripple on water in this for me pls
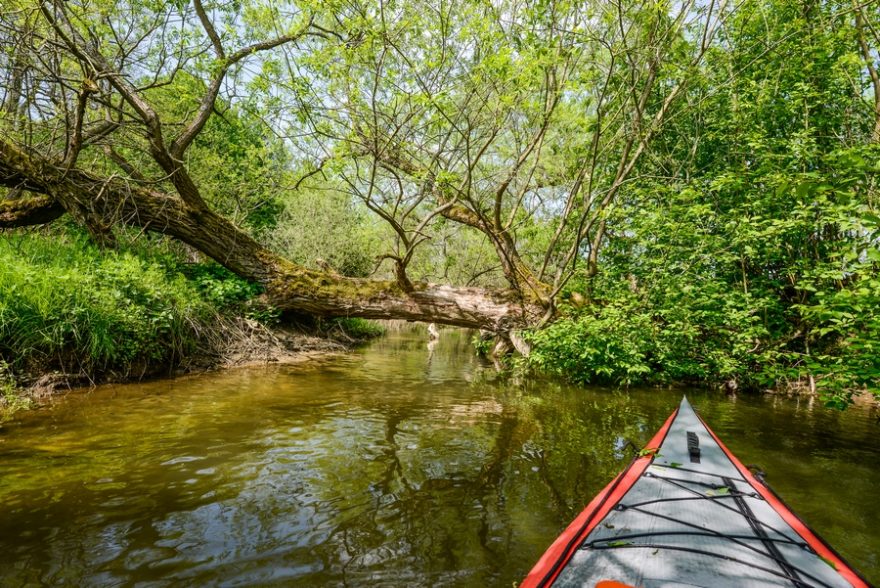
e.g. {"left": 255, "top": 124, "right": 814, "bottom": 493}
{"left": 0, "top": 331, "right": 877, "bottom": 587}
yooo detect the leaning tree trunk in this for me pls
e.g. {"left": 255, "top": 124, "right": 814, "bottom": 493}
{"left": 0, "top": 139, "right": 543, "bottom": 333}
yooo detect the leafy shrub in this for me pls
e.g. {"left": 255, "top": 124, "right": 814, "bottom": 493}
{"left": 270, "top": 190, "right": 384, "bottom": 278}
{"left": 184, "top": 262, "right": 264, "bottom": 308}
{"left": 527, "top": 275, "right": 776, "bottom": 389}
{"left": 527, "top": 300, "right": 654, "bottom": 386}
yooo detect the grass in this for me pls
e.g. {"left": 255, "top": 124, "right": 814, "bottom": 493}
{"left": 0, "top": 231, "right": 218, "bottom": 382}
{"left": 0, "top": 228, "right": 388, "bottom": 398}
{"left": 328, "top": 317, "right": 385, "bottom": 340}
{"left": 0, "top": 359, "right": 32, "bottom": 418}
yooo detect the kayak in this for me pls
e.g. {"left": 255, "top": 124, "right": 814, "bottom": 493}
{"left": 521, "top": 397, "right": 871, "bottom": 588}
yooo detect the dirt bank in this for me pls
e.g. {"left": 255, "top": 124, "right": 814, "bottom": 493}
{"left": 1, "top": 318, "right": 359, "bottom": 409}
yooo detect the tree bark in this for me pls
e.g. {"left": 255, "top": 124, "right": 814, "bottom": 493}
{"left": 0, "top": 194, "right": 66, "bottom": 227}
{"left": 0, "top": 139, "right": 540, "bottom": 332}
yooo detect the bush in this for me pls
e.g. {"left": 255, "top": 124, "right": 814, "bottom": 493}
{"left": 270, "top": 190, "right": 384, "bottom": 278}
{"left": 184, "top": 262, "right": 263, "bottom": 307}
{"left": 526, "top": 277, "right": 774, "bottom": 389}
{"left": 528, "top": 259, "right": 879, "bottom": 405}
{"left": 526, "top": 300, "right": 654, "bottom": 386}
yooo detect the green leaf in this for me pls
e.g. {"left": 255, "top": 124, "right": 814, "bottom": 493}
{"left": 706, "top": 486, "right": 731, "bottom": 496}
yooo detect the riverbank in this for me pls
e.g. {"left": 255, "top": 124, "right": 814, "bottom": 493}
{"left": 2, "top": 230, "right": 874, "bottom": 414}
{"left": 0, "top": 231, "right": 381, "bottom": 413}
{"left": 0, "top": 318, "right": 367, "bottom": 413}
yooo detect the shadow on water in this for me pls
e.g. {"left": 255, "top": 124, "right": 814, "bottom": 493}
{"left": 0, "top": 329, "right": 877, "bottom": 586}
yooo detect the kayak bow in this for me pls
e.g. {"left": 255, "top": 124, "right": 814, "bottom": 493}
{"left": 522, "top": 397, "right": 871, "bottom": 588}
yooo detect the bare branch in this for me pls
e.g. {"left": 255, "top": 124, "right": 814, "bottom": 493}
{"left": 193, "top": 0, "right": 225, "bottom": 59}
{"left": 855, "top": 3, "right": 880, "bottom": 142}
{"left": 170, "top": 18, "right": 314, "bottom": 158}
{"left": 63, "top": 78, "right": 98, "bottom": 168}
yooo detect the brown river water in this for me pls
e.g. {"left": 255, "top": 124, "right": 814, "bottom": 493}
{"left": 0, "top": 330, "right": 878, "bottom": 586}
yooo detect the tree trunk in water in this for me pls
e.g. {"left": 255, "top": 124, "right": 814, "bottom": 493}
{"left": 0, "top": 139, "right": 541, "bottom": 332}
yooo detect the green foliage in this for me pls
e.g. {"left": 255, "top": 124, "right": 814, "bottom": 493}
{"left": 527, "top": 0, "right": 880, "bottom": 404}
{"left": 528, "top": 282, "right": 772, "bottom": 389}
{"left": 529, "top": 148, "right": 880, "bottom": 401}
{"left": 184, "top": 262, "right": 263, "bottom": 308}
{"left": 471, "top": 333, "right": 492, "bottom": 356}
{"left": 184, "top": 262, "right": 282, "bottom": 325}
{"left": 270, "top": 189, "right": 385, "bottom": 278}
{"left": 107, "top": 72, "right": 294, "bottom": 236}
{"left": 0, "top": 360, "right": 31, "bottom": 416}
{"left": 790, "top": 252, "right": 880, "bottom": 408}
{"left": 527, "top": 299, "right": 654, "bottom": 386}
{"left": 2, "top": 0, "right": 878, "bottom": 408}
{"left": 328, "top": 318, "right": 385, "bottom": 340}
{"left": 0, "top": 233, "right": 217, "bottom": 378}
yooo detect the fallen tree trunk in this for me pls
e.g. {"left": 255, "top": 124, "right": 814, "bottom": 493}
{"left": 0, "top": 195, "right": 66, "bottom": 227}
{"left": 0, "top": 139, "right": 542, "bottom": 332}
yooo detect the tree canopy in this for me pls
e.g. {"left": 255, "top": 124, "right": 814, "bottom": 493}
{"left": 1, "top": 0, "right": 878, "bottom": 402}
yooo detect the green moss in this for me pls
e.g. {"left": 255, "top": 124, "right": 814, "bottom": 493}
{"left": 0, "top": 195, "right": 54, "bottom": 216}
{"left": 266, "top": 258, "right": 404, "bottom": 306}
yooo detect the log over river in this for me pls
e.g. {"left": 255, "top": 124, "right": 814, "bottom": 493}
{"left": 0, "top": 330, "right": 877, "bottom": 586}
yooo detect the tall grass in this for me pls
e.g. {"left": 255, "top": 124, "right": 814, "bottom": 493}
{"left": 0, "top": 232, "right": 217, "bottom": 380}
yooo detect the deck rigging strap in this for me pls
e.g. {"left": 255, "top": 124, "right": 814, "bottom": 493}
{"left": 646, "top": 470, "right": 802, "bottom": 543}
{"left": 601, "top": 504, "right": 834, "bottom": 588}
{"left": 724, "top": 475, "right": 804, "bottom": 586}
{"left": 584, "top": 530, "right": 808, "bottom": 548}
{"left": 651, "top": 462, "right": 748, "bottom": 482}
{"left": 587, "top": 542, "right": 835, "bottom": 588}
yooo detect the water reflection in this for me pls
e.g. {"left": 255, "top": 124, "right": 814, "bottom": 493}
{"left": 0, "top": 330, "right": 877, "bottom": 586}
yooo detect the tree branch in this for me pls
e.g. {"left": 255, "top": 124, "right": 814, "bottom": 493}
{"left": 0, "top": 136, "right": 539, "bottom": 331}
{"left": 193, "top": 0, "right": 225, "bottom": 59}
{"left": 0, "top": 195, "right": 66, "bottom": 228}
{"left": 63, "top": 78, "right": 98, "bottom": 168}
{"left": 855, "top": 5, "right": 880, "bottom": 142}
{"left": 170, "top": 18, "right": 313, "bottom": 158}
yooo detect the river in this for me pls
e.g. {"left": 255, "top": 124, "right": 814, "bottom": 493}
{"left": 0, "top": 330, "right": 877, "bottom": 586}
